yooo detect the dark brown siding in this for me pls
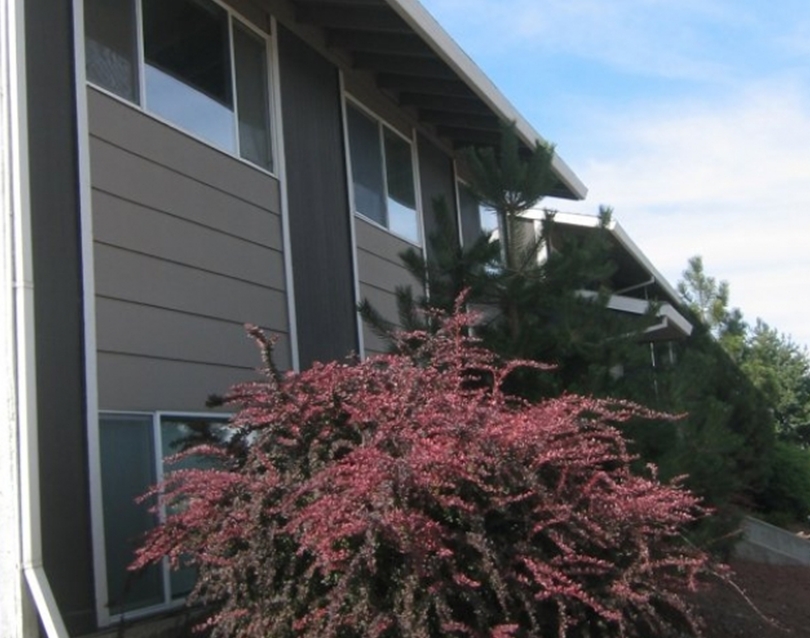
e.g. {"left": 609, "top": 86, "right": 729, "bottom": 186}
{"left": 25, "top": 0, "right": 95, "bottom": 633}
{"left": 417, "top": 133, "right": 458, "bottom": 256}
{"left": 278, "top": 25, "right": 358, "bottom": 368}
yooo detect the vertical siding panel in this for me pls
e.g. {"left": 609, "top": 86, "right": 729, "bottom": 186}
{"left": 458, "top": 184, "right": 484, "bottom": 248}
{"left": 24, "top": 0, "right": 95, "bottom": 633}
{"left": 277, "top": 25, "right": 358, "bottom": 368}
{"left": 417, "top": 133, "right": 457, "bottom": 256}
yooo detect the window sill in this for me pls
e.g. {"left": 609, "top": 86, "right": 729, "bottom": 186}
{"left": 86, "top": 83, "right": 279, "bottom": 181}
{"left": 354, "top": 212, "right": 422, "bottom": 249}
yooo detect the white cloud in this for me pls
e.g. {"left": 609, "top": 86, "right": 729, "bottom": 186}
{"left": 421, "top": 0, "right": 810, "bottom": 344}
{"left": 554, "top": 80, "right": 810, "bottom": 346}
{"left": 423, "top": 0, "right": 748, "bottom": 81}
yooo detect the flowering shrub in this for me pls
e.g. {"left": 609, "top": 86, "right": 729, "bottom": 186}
{"left": 133, "top": 305, "right": 712, "bottom": 638}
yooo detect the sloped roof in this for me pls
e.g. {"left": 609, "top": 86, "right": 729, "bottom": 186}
{"left": 527, "top": 211, "right": 693, "bottom": 340}
{"left": 535, "top": 211, "right": 683, "bottom": 307}
{"left": 289, "top": 0, "right": 587, "bottom": 200}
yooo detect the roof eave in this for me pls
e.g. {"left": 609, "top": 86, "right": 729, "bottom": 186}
{"left": 535, "top": 212, "right": 682, "bottom": 306}
{"left": 380, "top": 0, "right": 588, "bottom": 200}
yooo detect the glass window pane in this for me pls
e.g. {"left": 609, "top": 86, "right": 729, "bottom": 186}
{"left": 234, "top": 22, "right": 272, "bottom": 171}
{"left": 100, "top": 414, "right": 164, "bottom": 614}
{"left": 142, "top": 0, "right": 235, "bottom": 151}
{"left": 160, "top": 416, "right": 230, "bottom": 600}
{"left": 383, "top": 130, "right": 419, "bottom": 243}
{"left": 347, "top": 105, "right": 386, "bottom": 226}
{"left": 458, "top": 183, "right": 482, "bottom": 247}
{"left": 84, "top": 0, "right": 139, "bottom": 102}
{"left": 480, "top": 207, "right": 499, "bottom": 235}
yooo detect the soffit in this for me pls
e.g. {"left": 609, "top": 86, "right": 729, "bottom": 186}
{"left": 288, "top": 0, "right": 586, "bottom": 200}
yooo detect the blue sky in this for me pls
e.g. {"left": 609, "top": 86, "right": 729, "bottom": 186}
{"left": 421, "top": 0, "right": 810, "bottom": 348}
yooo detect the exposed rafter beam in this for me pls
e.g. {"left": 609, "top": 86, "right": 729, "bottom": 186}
{"left": 352, "top": 52, "right": 456, "bottom": 79}
{"left": 326, "top": 30, "right": 432, "bottom": 57}
{"left": 295, "top": 4, "right": 411, "bottom": 32}
{"left": 296, "top": 0, "right": 383, "bottom": 4}
{"left": 397, "top": 92, "right": 492, "bottom": 115}
{"left": 376, "top": 74, "right": 475, "bottom": 98}
{"left": 418, "top": 110, "right": 500, "bottom": 131}
{"left": 437, "top": 126, "right": 502, "bottom": 147}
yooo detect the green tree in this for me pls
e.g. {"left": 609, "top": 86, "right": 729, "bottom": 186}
{"left": 741, "top": 320, "right": 810, "bottom": 446}
{"left": 677, "top": 256, "right": 731, "bottom": 330}
{"left": 676, "top": 257, "right": 810, "bottom": 525}
{"left": 363, "top": 142, "right": 777, "bottom": 543}
{"left": 362, "top": 125, "right": 656, "bottom": 400}
{"left": 677, "top": 255, "right": 747, "bottom": 355}
{"left": 359, "top": 197, "right": 502, "bottom": 339}
{"left": 460, "top": 123, "right": 557, "bottom": 273}
{"left": 459, "top": 124, "right": 558, "bottom": 344}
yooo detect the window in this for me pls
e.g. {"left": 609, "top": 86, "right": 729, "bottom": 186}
{"left": 457, "top": 181, "right": 498, "bottom": 246}
{"left": 346, "top": 102, "right": 420, "bottom": 244}
{"left": 99, "top": 412, "right": 229, "bottom": 617}
{"left": 85, "top": 0, "right": 274, "bottom": 172}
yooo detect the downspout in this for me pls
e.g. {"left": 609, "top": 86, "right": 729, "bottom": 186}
{"left": 0, "top": 1, "right": 36, "bottom": 633}
{"left": 3, "top": 0, "right": 70, "bottom": 635}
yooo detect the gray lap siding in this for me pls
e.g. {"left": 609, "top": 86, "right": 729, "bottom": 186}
{"left": 87, "top": 88, "right": 290, "bottom": 412}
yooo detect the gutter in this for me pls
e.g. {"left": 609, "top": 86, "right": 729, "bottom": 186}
{"left": 2, "top": 0, "right": 70, "bottom": 635}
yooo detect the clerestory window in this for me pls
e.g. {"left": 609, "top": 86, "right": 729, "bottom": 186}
{"left": 85, "top": 0, "right": 274, "bottom": 172}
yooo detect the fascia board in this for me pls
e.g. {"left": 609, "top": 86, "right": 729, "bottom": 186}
{"left": 383, "top": 0, "right": 588, "bottom": 201}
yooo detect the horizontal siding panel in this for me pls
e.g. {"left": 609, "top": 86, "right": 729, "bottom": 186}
{"left": 94, "top": 244, "right": 288, "bottom": 329}
{"left": 96, "top": 352, "right": 287, "bottom": 412}
{"left": 88, "top": 88, "right": 280, "bottom": 211}
{"left": 362, "top": 337, "right": 389, "bottom": 358}
{"left": 355, "top": 218, "right": 425, "bottom": 358}
{"left": 95, "top": 297, "right": 285, "bottom": 370}
{"left": 90, "top": 137, "right": 279, "bottom": 246}
{"left": 357, "top": 247, "right": 420, "bottom": 293}
{"left": 359, "top": 282, "right": 401, "bottom": 327}
{"left": 355, "top": 217, "right": 422, "bottom": 264}
{"left": 92, "top": 190, "right": 285, "bottom": 286}
{"left": 360, "top": 283, "right": 400, "bottom": 316}
{"left": 359, "top": 282, "right": 398, "bottom": 356}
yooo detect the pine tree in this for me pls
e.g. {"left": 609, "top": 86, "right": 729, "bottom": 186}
{"left": 360, "top": 134, "right": 780, "bottom": 543}
{"left": 360, "top": 124, "right": 656, "bottom": 401}
{"left": 358, "top": 196, "right": 501, "bottom": 339}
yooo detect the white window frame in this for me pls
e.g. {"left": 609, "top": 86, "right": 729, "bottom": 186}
{"left": 85, "top": 0, "right": 278, "bottom": 177}
{"left": 343, "top": 94, "right": 423, "bottom": 247}
{"left": 96, "top": 410, "right": 231, "bottom": 625}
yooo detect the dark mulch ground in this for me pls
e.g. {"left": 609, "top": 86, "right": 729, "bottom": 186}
{"left": 689, "top": 559, "right": 810, "bottom": 637}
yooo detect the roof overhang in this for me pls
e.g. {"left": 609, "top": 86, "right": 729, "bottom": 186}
{"left": 578, "top": 291, "right": 693, "bottom": 341}
{"left": 522, "top": 210, "right": 693, "bottom": 341}
{"left": 527, "top": 211, "right": 683, "bottom": 307}
{"left": 289, "top": 0, "right": 587, "bottom": 200}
